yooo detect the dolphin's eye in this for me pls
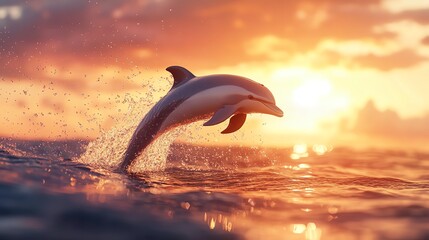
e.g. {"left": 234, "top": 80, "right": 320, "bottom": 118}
{"left": 248, "top": 95, "right": 254, "bottom": 100}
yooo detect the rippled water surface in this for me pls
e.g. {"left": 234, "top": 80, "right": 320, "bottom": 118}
{"left": 0, "top": 139, "right": 428, "bottom": 240}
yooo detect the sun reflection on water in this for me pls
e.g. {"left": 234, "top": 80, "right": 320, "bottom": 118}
{"left": 292, "top": 223, "right": 307, "bottom": 234}
{"left": 312, "top": 144, "right": 333, "bottom": 155}
{"left": 291, "top": 143, "right": 332, "bottom": 160}
{"left": 180, "top": 201, "right": 191, "bottom": 210}
{"left": 204, "top": 212, "right": 234, "bottom": 232}
{"left": 290, "top": 222, "right": 322, "bottom": 239}
{"left": 0, "top": 5, "right": 22, "bottom": 20}
{"left": 306, "top": 222, "right": 322, "bottom": 240}
{"left": 290, "top": 144, "right": 309, "bottom": 160}
{"left": 284, "top": 144, "right": 326, "bottom": 239}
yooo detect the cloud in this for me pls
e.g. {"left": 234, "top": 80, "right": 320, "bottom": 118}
{"left": 352, "top": 50, "right": 425, "bottom": 70}
{"left": 245, "top": 35, "right": 293, "bottom": 60}
{"left": 381, "top": 0, "right": 429, "bottom": 13}
{"left": 353, "top": 100, "right": 429, "bottom": 139}
{"left": 422, "top": 36, "right": 429, "bottom": 45}
{"left": 0, "top": 0, "right": 414, "bottom": 75}
{"left": 400, "top": 9, "right": 429, "bottom": 24}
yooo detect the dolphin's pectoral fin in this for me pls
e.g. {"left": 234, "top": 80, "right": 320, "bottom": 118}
{"left": 221, "top": 114, "right": 247, "bottom": 134}
{"left": 203, "top": 105, "right": 237, "bottom": 126}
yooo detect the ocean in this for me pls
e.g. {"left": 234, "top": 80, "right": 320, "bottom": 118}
{"left": 0, "top": 139, "right": 428, "bottom": 240}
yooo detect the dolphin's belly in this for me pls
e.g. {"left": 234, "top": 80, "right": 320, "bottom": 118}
{"left": 159, "top": 97, "right": 214, "bottom": 133}
{"left": 159, "top": 85, "right": 253, "bottom": 133}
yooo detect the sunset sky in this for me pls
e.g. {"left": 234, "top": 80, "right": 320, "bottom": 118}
{"left": 1, "top": 0, "right": 429, "bottom": 150}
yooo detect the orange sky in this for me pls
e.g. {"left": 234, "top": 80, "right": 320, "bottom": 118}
{"left": 1, "top": 0, "right": 429, "bottom": 150}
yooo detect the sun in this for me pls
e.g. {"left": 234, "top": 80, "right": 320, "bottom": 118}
{"left": 292, "top": 78, "right": 332, "bottom": 108}
{"left": 266, "top": 67, "right": 350, "bottom": 134}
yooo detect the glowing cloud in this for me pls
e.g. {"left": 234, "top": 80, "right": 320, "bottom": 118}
{"left": 382, "top": 0, "right": 429, "bottom": 13}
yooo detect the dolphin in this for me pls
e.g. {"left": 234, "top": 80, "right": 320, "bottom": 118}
{"left": 119, "top": 66, "right": 283, "bottom": 171}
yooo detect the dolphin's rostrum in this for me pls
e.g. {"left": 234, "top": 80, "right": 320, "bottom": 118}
{"left": 120, "top": 66, "right": 283, "bottom": 172}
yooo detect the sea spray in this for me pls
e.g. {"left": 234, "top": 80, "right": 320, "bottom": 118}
{"left": 78, "top": 116, "right": 184, "bottom": 172}
{"left": 76, "top": 77, "right": 180, "bottom": 172}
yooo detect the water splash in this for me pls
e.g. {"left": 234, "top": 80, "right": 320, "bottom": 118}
{"left": 77, "top": 120, "right": 136, "bottom": 170}
{"left": 77, "top": 77, "right": 185, "bottom": 172}
{"left": 129, "top": 128, "right": 182, "bottom": 172}
{"left": 77, "top": 100, "right": 185, "bottom": 172}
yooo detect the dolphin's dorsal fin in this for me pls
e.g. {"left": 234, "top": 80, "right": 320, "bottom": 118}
{"left": 221, "top": 113, "right": 247, "bottom": 134}
{"left": 166, "top": 66, "right": 196, "bottom": 89}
